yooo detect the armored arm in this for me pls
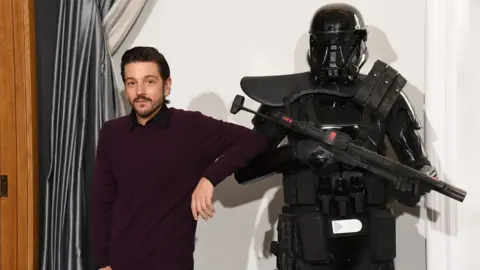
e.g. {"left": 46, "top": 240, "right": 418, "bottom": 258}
{"left": 385, "top": 92, "right": 437, "bottom": 205}
{"left": 234, "top": 104, "right": 292, "bottom": 184}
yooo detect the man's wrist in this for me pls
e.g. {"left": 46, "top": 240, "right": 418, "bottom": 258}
{"left": 201, "top": 170, "right": 223, "bottom": 186}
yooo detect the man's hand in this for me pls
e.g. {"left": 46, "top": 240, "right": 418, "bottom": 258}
{"left": 191, "top": 177, "right": 215, "bottom": 220}
{"left": 99, "top": 266, "right": 112, "bottom": 270}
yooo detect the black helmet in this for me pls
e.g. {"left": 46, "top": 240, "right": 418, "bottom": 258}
{"left": 307, "top": 3, "right": 369, "bottom": 84}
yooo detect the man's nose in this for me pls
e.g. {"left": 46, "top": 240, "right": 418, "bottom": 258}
{"left": 136, "top": 84, "right": 146, "bottom": 95}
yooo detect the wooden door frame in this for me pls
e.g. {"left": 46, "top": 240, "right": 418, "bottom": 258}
{"left": 1, "top": 0, "right": 38, "bottom": 269}
{"left": 14, "top": 0, "right": 38, "bottom": 268}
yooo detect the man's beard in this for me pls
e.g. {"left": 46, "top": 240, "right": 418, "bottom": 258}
{"left": 130, "top": 96, "right": 164, "bottom": 118}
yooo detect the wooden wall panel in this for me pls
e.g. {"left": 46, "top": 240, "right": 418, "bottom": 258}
{"left": 12, "top": 0, "right": 38, "bottom": 269}
{"left": 0, "top": 0, "right": 20, "bottom": 268}
{"left": 0, "top": 0, "right": 38, "bottom": 269}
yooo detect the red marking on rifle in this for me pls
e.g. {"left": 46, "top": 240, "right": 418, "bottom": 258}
{"left": 282, "top": 116, "right": 292, "bottom": 123}
{"left": 329, "top": 131, "right": 337, "bottom": 141}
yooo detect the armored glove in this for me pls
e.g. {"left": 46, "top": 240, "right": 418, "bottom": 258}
{"left": 394, "top": 164, "right": 437, "bottom": 206}
{"left": 420, "top": 164, "right": 438, "bottom": 178}
{"left": 395, "top": 164, "right": 437, "bottom": 191}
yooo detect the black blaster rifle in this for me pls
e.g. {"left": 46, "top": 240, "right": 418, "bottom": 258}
{"left": 230, "top": 95, "right": 467, "bottom": 203}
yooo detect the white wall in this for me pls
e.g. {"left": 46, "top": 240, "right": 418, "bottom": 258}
{"left": 111, "top": 0, "right": 429, "bottom": 269}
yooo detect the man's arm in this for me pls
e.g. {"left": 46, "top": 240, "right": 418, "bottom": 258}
{"left": 385, "top": 93, "right": 437, "bottom": 206}
{"left": 91, "top": 121, "right": 117, "bottom": 268}
{"left": 234, "top": 104, "right": 290, "bottom": 184}
{"left": 190, "top": 104, "right": 286, "bottom": 220}
{"left": 192, "top": 108, "right": 270, "bottom": 186}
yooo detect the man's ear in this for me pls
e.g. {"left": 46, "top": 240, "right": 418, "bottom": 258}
{"left": 164, "top": 77, "right": 172, "bottom": 96}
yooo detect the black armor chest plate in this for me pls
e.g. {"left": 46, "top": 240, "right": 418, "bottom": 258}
{"left": 291, "top": 93, "right": 383, "bottom": 144}
{"left": 308, "top": 96, "right": 363, "bottom": 139}
{"left": 284, "top": 92, "right": 387, "bottom": 180}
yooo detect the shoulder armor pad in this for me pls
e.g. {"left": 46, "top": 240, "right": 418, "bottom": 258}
{"left": 353, "top": 60, "right": 407, "bottom": 121}
{"left": 240, "top": 72, "right": 312, "bottom": 107}
{"left": 396, "top": 91, "right": 422, "bottom": 130}
{"left": 240, "top": 72, "right": 357, "bottom": 107}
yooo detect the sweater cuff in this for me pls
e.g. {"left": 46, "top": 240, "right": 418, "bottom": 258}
{"left": 202, "top": 164, "right": 230, "bottom": 187}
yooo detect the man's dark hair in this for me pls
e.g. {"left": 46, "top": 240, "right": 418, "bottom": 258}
{"left": 120, "top": 46, "right": 171, "bottom": 104}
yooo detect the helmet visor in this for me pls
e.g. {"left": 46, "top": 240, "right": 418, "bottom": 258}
{"left": 311, "top": 31, "right": 366, "bottom": 78}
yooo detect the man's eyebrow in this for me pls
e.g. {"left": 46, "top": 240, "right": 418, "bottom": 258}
{"left": 125, "top": 75, "right": 158, "bottom": 80}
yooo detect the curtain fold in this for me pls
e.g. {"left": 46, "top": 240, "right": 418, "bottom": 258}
{"left": 103, "top": 0, "right": 148, "bottom": 55}
{"left": 39, "top": 0, "right": 145, "bottom": 269}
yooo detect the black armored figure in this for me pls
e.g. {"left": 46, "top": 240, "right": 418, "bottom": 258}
{"left": 233, "top": 3, "right": 438, "bottom": 270}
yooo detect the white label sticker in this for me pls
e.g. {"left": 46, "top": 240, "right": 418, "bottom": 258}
{"left": 331, "top": 219, "right": 363, "bottom": 234}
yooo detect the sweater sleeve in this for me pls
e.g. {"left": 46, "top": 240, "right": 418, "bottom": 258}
{"left": 91, "top": 121, "right": 118, "bottom": 268}
{"left": 193, "top": 111, "right": 268, "bottom": 186}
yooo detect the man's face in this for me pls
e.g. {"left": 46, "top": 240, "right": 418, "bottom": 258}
{"left": 124, "top": 61, "right": 171, "bottom": 119}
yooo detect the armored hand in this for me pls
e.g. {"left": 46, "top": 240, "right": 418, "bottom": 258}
{"left": 419, "top": 164, "right": 437, "bottom": 178}
{"left": 394, "top": 164, "right": 437, "bottom": 206}
{"left": 416, "top": 164, "right": 438, "bottom": 194}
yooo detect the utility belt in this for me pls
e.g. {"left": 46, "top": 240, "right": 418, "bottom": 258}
{"left": 272, "top": 205, "right": 395, "bottom": 269}
{"left": 276, "top": 171, "right": 393, "bottom": 268}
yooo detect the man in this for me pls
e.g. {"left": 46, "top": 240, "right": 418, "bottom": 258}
{"left": 91, "top": 46, "right": 268, "bottom": 270}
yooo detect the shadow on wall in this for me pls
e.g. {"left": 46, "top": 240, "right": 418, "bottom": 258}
{"left": 187, "top": 92, "right": 284, "bottom": 270}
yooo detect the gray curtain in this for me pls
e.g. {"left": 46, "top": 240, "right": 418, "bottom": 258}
{"left": 103, "top": 0, "right": 148, "bottom": 55}
{"left": 40, "top": 0, "right": 146, "bottom": 269}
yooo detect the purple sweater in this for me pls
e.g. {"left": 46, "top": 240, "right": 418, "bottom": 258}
{"left": 91, "top": 106, "right": 267, "bottom": 270}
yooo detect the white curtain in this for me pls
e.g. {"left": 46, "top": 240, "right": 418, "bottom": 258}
{"left": 424, "top": 0, "right": 480, "bottom": 269}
